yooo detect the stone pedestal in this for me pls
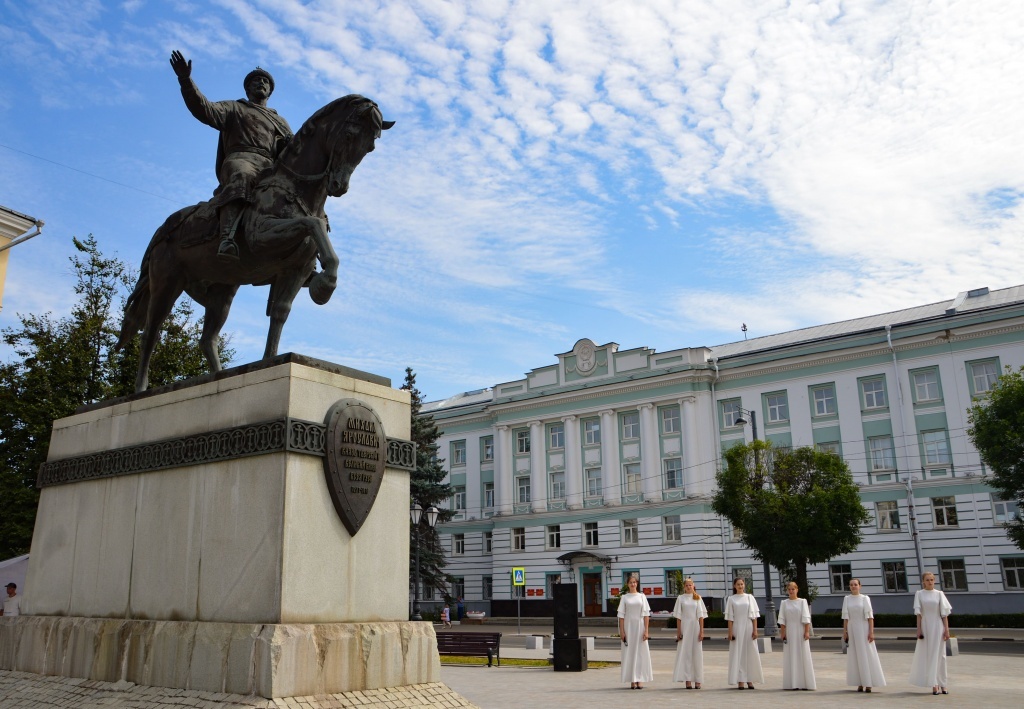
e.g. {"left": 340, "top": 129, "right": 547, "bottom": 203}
{"left": 0, "top": 355, "right": 440, "bottom": 698}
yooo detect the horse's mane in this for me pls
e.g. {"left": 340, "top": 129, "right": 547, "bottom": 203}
{"left": 278, "top": 94, "right": 378, "bottom": 161}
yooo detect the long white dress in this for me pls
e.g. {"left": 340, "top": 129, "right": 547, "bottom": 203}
{"left": 618, "top": 592, "right": 653, "bottom": 684}
{"left": 724, "top": 593, "right": 764, "bottom": 685}
{"left": 908, "top": 589, "right": 953, "bottom": 688}
{"left": 672, "top": 594, "right": 708, "bottom": 683}
{"left": 842, "top": 594, "right": 887, "bottom": 687}
{"left": 778, "top": 598, "right": 816, "bottom": 690}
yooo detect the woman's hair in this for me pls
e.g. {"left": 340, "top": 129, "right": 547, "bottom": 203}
{"left": 683, "top": 577, "right": 701, "bottom": 601}
{"left": 848, "top": 577, "right": 861, "bottom": 589}
{"left": 921, "top": 571, "right": 935, "bottom": 583}
{"left": 786, "top": 581, "right": 799, "bottom": 592}
{"left": 732, "top": 577, "right": 746, "bottom": 593}
{"left": 625, "top": 573, "right": 640, "bottom": 592}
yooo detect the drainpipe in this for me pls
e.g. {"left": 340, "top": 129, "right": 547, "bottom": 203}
{"left": 888, "top": 325, "right": 925, "bottom": 579}
{"left": 0, "top": 219, "right": 45, "bottom": 253}
{"left": 710, "top": 357, "right": 730, "bottom": 603}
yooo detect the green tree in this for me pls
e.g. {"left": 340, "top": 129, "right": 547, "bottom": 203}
{"left": 967, "top": 366, "right": 1024, "bottom": 549}
{"left": 0, "top": 236, "right": 231, "bottom": 559}
{"left": 402, "top": 367, "right": 454, "bottom": 598}
{"left": 712, "top": 440, "right": 870, "bottom": 600}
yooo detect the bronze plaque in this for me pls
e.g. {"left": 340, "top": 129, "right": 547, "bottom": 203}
{"left": 323, "top": 399, "right": 388, "bottom": 536}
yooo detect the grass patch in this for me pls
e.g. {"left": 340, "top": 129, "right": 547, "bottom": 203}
{"left": 440, "top": 656, "right": 617, "bottom": 668}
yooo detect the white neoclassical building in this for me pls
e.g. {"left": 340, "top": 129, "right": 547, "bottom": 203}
{"left": 424, "top": 285, "right": 1024, "bottom": 616}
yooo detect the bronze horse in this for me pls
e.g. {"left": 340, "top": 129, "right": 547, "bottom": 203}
{"left": 116, "top": 95, "right": 393, "bottom": 392}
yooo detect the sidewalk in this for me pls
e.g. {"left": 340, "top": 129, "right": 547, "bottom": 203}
{"left": 442, "top": 638, "right": 1024, "bottom": 708}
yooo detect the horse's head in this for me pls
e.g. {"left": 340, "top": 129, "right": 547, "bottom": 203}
{"left": 324, "top": 97, "right": 394, "bottom": 197}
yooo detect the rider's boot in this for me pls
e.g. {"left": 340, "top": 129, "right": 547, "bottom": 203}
{"left": 217, "top": 204, "right": 241, "bottom": 261}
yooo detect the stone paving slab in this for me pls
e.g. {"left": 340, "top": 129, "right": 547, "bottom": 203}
{"left": 442, "top": 643, "right": 1023, "bottom": 708}
{"left": 0, "top": 671, "right": 478, "bottom": 709}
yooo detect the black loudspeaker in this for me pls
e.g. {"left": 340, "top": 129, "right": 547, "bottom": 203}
{"left": 552, "top": 583, "right": 579, "bottom": 639}
{"left": 553, "top": 637, "right": 588, "bottom": 672}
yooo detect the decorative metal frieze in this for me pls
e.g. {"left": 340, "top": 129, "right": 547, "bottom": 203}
{"left": 37, "top": 417, "right": 415, "bottom": 489}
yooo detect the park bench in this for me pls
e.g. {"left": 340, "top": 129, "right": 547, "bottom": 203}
{"left": 435, "top": 631, "right": 502, "bottom": 667}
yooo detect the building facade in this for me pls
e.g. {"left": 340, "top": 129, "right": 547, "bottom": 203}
{"left": 424, "top": 286, "right": 1024, "bottom": 616}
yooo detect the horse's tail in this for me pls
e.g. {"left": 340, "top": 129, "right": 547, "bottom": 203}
{"left": 115, "top": 247, "right": 152, "bottom": 352}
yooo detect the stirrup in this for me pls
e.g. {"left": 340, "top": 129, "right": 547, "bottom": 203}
{"left": 217, "top": 238, "right": 240, "bottom": 261}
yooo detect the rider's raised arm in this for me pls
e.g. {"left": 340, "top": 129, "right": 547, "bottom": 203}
{"left": 172, "top": 53, "right": 231, "bottom": 131}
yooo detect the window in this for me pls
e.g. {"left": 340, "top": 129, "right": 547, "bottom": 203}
{"left": 451, "top": 440, "right": 466, "bottom": 466}
{"left": 483, "top": 482, "right": 494, "bottom": 509}
{"left": 722, "top": 400, "right": 741, "bottom": 428}
{"left": 922, "top": 430, "right": 951, "bottom": 465}
{"left": 970, "top": 360, "right": 999, "bottom": 395}
{"left": 938, "top": 559, "right": 968, "bottom": 591}
{"left": 993, "top": 497, "right": 1020, "bottom": 524}
{"left": 830, "top": 563, "right": 852, "bottom": 593}
{"left": 861, "top": 377, "right": 887, "bottom": 409}
{"left": 512, "top": 527, "right": 526, "bottom": 550}
{"left": 453, "top": 486, "right": 466, "bottom": 511}
{"left": 913, "top": 369, "right": 940, "bottom": 402}
{"left": 584, "top": 419, "right": 601, "bottom": 445}
{"left": 452, "top": 577, "right": 465, "bottom": 599}
{"left": 766, "top": 392, "right": 789, "bottom": 422}
{"left": 550, "top": 471, "right": 565, "bottom": 500}
{"left": 1001, "top": 558, "right": 1024, "bottom": 590}
{"left": 933, "top": 496, "right": 958, "bottom": 527}
{"left": 482, "top": 575, "right": 493, "bottom": 599}
{"left": 665, "top": 570, "right": 684, "bottom": 596}
{"left": 423, "top": 585, "right": 434, "bottom": 601}
{"left": 664, "top": 458, "right": 683, "bottom": 489}
{"left": 516, "top": 476, "right": 531, "bottom": 503}
{"left": 484, "top": 531, "right": 492, "bottom": 554}
{"left": 882, "top": 561, "right": 907, "bottom": 593}
{"left": 546, "top": 574, "right": 562, "bottom": 598}
{"left": 663, "top": 515, "right": 682, "bottom": 542}
{"left": 622, "top": 519, "right": 638, "bottom": 546}
{"left": 516, "top": 430, "right": 530, "bottom": 454}
{"left": 585, "top": 468, "right": 602, "bottom": 498}
{"left": 869, "top": 436, "right": 896, "bottom": 470}
{"left": 877, "top": 501, "right": 901, "bottom": 530}
{"left": 732, "top": 567, "right": 753, "bottom": 593}
{"left": 623, "top": 463, "right": 641, "bottom": 494}
{"left": 549, "top": 424, "right": 564, "bottom": 450}
{"left": 817, "top": 441, "right": 841, "bottom": 456}
{"left": 622, "top": 412, "right": 640, "bottom": 439}
{"left": 546, "top": 525, "right": 561, "bottom": 549}
{"left": 584, "top": 522, "right": 599, "bottom": 547}
{"left": 812, "top": 385, "right": 837, "bottom": 416}
{"left": 661, "top": 406, "right": 680, "bottom": 433}
{"left": 453, "top": 534, "right": 465, "bottom": 555}
{"left": 482, "top": 436, "right": 494, "bottom": 462}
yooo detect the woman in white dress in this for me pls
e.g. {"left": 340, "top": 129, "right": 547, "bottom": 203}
{"left": 842, "top": 578, "right": 886, "bottom": 692}
{"left": 672, "top": 577, "right": 708, "bottom": 689}
{"left": 725, "top": 577, "right": 763, "bottom": 690}
{"left": 778, "top": 581, "right": 816, "bottom": 690}
{"left": 617, "top": 574, "right": 653, "bottom": 689}
{"left": 909, "top": 571, "right": 953, "bottom": 695}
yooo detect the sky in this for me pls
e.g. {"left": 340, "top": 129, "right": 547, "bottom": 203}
{"left": 2, "top": 0, "right": 1023, "bottom": 402}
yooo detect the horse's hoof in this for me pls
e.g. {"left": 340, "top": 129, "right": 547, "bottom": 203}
{"left": 308, "top": 272, "right": 337, "bottom": 305}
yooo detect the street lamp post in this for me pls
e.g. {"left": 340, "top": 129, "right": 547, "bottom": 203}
{"left": 734, "top": 408, "right": 778, "bottom": 637}
{"left": 410, "top": 503, "right": 439, "bottom": 621}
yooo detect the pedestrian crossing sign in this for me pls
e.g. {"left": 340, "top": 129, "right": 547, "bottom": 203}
{"left": 512, "top": 567, "right": 526, "bottom": 586}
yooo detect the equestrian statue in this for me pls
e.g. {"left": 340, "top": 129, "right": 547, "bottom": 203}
{"left": 116, "top": 51, "right": 393, "bottom": 392}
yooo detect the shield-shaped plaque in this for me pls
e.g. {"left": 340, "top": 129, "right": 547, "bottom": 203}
{"left": 322, "top": 399, "right": 388, "bottom": 536}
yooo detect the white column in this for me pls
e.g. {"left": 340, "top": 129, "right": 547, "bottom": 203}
{"left": 529, "top": 420, "right": 546, "bottom": 513}
{"left": 562, "top": 416, "right": 581, "bottom": 509}
{"left": 495, "top": 425, "right": 513, "bottom": 515}
{"left": 639, "top": 403, "right": 660, "bottom": 502}
{"left": 599, "top": 409, "right": 621, "bottom": 505}
{"left": 680, "top": 397, "right": 698, "bottom": 494}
